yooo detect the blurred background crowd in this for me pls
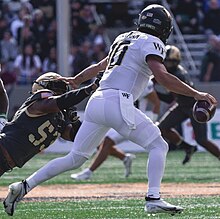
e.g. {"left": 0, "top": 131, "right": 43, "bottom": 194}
{"left": 1, "top": 0, "right": 220, "bottom": 94}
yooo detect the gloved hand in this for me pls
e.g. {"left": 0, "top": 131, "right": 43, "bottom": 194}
{"left": 93, "top": 71, "right": 104, "bottom": 87}
{"left": 85, "top": 71, "right": 104, "bottom": 95}
{"left": 67, "top": 106, "right": 80, "bottom": 123}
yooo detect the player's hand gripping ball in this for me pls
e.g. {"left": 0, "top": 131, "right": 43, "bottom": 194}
{"left": 193, "top": 100, "right": 216, "bottom": 123}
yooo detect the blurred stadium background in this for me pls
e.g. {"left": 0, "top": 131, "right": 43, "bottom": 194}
{"left": 1, "top": 0, "right": 220, "bottom": 153}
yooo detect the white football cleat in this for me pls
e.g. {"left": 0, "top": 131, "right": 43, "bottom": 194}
{"left": 123, "top": 153, "right": 136, "bottom": 178}
{"left": 70, "top": 168, "right": 92, "bottom": 180}
{"left": 3, "top": 181, "right": 28, "bottom": 216}
{"left": 145, "top": 197, "right": 184, "bottom": 215}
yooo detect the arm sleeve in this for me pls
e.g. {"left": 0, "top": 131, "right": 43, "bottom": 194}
{"left": 56, "top": 84, "right": 94, "bottom": 110}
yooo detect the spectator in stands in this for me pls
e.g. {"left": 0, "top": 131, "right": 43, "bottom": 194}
{"left": 200, "top": 34, "right": 220, "bottom": 81}
{"left": 21, "top": 0, "right": 33, "bottom": 14}
{"left": 70, "top": 0, "right": 82, "bottom": 17}
{"left": 14, "top": 44, "right": 41, "bottom": 84}
{"left": 173, "top": 0, "right": 200, "bottom": 34}
{"left": 89, "top": 25, "right": 107, "bottom": 63}
{"left": 71, "top": 3, "right": 91, "bottom": 45}
{"left": 1, "top": 2, "right": 17, "bottom": 26}
{"left": 42, "top": 47, "right": 57, "bottom": 72}
{"left": 30, "top": 0, "right": 56, "bottom": 22}
{"left": 10, "top": 8, "right": 27, "bottom": 39}
{"left": 203, "top": 0, "right": 220, "bottom": 35}
{"left": 31, "top": 9, "right": 49, "bottom": 57}
{"left": 91, "top": 42, "right": 107, "bottom": 65}
{"left": 71, "top": 41, "right": 92, "bottom": 80}
{"left": 40, "top": 19, "right": 56, "bottom": 61}
{"left": 1, "top": 30, "right": 18, "bottom": 68}
{"left": 68, "top": 43, "right": 79, "bottom": 75}
{"left": 0, "top": 30, "right": 18, "bottom": 91}
{"left": 0, "top": 17, "right": 9, "bottom": 41}
{"left": 80, "top": 4, "right": 95, "bottom": 25}
{"left": 17, "top": 14, "right": 34, "bottom": 49}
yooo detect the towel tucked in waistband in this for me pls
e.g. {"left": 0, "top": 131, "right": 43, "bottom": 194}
{"left": 119, "top": 90, "right": 136, "bottom": 130}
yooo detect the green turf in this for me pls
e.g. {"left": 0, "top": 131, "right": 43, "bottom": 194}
{"left": 1, "top": 150, "right": 219, "bottom": 186}
{"left": 0, "top": 197, "right": 219, "bottom": 218}
{"left": 0, "top": 150, "right": 219, "bottom": 218}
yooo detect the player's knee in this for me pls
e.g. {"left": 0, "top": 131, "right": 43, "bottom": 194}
{"left": 68, "top": 152, "right": 87, "bottom": 169}
{"left": 149, "top": 136, "right": 169, "bottom": 154}
{"left": 195, "top": 138, "right": 207, "bottom": 146}
{"left": 161, "top": 138, "right": 169, "bottom": 154}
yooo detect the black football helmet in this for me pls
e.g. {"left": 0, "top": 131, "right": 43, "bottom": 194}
{"left": 137, "top": 4, "right": 173, "bottom": 44}
{"left": 32, "top": 72, "right": 71, "bottom": 95}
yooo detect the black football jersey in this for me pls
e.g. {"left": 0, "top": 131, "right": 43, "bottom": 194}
{"left": 171, "top": 65, "right": 196, "bottom": 107}
{"left": 0, "top": 90, "right": 65, "bottom": 167}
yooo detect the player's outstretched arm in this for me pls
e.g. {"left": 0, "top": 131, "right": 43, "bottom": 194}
{"left": 61, "top": 57, "right": 108, "bottom": 89}
{"left": 147, "top": 56, "right": 217, "bottom": 106}
{"left": 29, "top": 79, "right": 100, "bottom": 115}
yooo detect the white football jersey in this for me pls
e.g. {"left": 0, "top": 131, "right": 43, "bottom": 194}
{"left": 99, "top": 31, "right": 166, "bottom": 100}
{"left": 138, "top": 79, "right": 155, "bottom": 113}
{"left": 139, "top": 79, "right": 154, "bottom": 99}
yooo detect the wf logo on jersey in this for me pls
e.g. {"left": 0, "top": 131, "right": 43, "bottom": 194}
{"left": 122, "top": 92, "right": 130, "bottom": 99}
{"left": 153, "top": 42, "right": 165, "bottom": 55}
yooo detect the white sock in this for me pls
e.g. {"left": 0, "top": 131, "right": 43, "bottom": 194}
{"left": 146, "top": 137, "right": 168, "bottom": 199}
{"left": 82, "top": 168, "right": 93, "bottom": 175}
{"left": 26, "top": 152, "right": 87, "bottom": 191}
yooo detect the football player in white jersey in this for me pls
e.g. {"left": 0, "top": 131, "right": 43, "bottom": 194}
{"left": 4, "top": 4, "right": 217, "bottom": 216}
{"left": 70, "top": 79, "right": 160, "bottom": 180}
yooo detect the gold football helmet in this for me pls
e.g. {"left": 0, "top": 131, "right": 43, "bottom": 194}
{"left": 32, "top": 72, "right": 70, "bottom": 95}
{"left": 164, "top": 45, "right": 181, "bottom": 70}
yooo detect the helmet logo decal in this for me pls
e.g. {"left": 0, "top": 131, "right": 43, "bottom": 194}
{"left": 140, "top": 24, "right": 156, "bottom": 30}
{"left": 141, "top": 15, "right": 147, "bottom": 19}
{"left": 153, "top": 19, "right": 161, "bottom": 25}
{"left": 146, "top": 12, "right": 153, "bottom": 17}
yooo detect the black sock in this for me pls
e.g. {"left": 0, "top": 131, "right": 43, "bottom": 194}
{"left": 145, "top": 196, "right": 160, "bottom": 201}
{"left": 178, "top": 141, "right": 193, "bottom": 151}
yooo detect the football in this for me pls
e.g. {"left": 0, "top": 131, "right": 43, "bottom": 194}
{"left": 193, "top": 100, "right": 216, "bottom": 123}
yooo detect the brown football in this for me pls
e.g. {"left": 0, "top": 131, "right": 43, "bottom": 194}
{"left": 193, "top": 100, "right": 216, "bottom": 123}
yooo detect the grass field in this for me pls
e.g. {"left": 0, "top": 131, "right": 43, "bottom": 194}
{"left": 0, "top": 150, "right": 220, "bottom": 218}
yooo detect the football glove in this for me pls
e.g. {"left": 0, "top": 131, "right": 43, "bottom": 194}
{"left": 66, "top": 106, "right": 80, "bottom": 123}
{"left": 84, "top": 71, "right": 104, "bottom": 95}
{"left": 93, "top": 71, "right": 104, "bottom": 87}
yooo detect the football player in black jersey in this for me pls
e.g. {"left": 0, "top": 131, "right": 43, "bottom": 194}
{"left": 0, "top": 74, "right": 9, "bottom": 132}
{"left": 157, "top": 45, "right": 220, "bottom": 164}
{"left": 0, "top": 71, "right": 101, "bottom": 177}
